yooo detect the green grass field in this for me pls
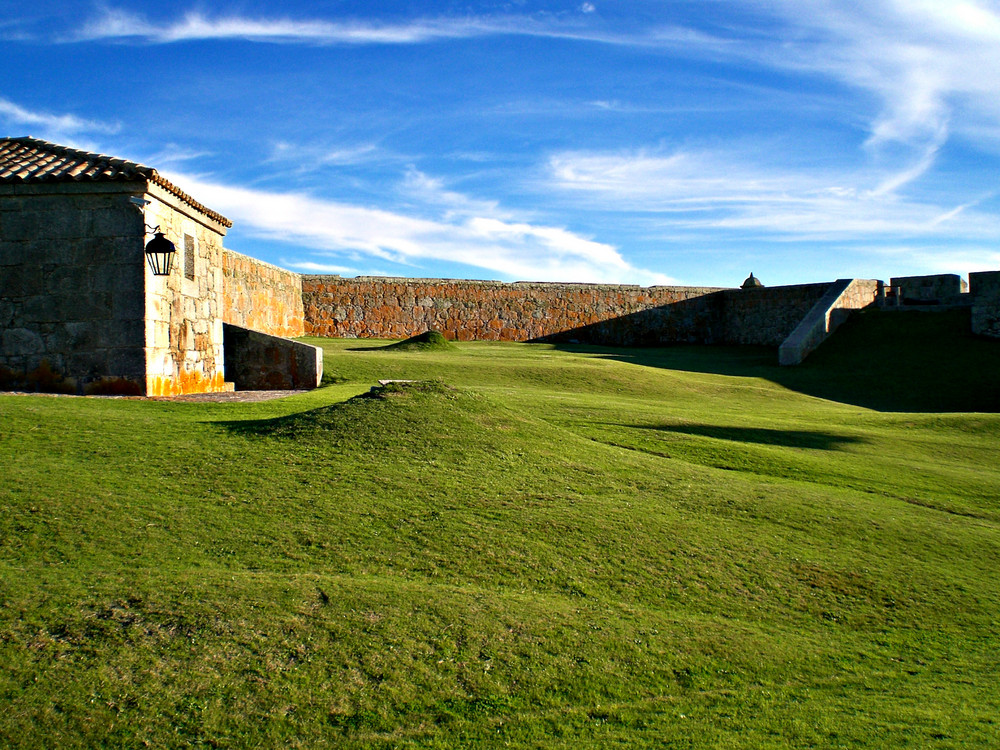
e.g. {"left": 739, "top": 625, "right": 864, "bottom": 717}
{"left": 2, "top": 310, "right": 999, "bottom": 747}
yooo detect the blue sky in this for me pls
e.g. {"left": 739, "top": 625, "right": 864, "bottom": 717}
{"left": 3, "top": 1, "right": 1000, "bottom": 287}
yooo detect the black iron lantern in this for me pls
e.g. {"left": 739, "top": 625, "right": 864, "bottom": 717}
{"left": 144, "top": 230, "right": 176, "bottom": 276}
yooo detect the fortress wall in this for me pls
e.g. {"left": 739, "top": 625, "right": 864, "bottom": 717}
{"left": 300, "top": 276, "right": 727, "bottom": 341}
{"left": 299, "top": 275, "right": 832, "bottom": 347}
{"left": 537, "top": 282, "right": 833, "bottom": 347}
{"left": 891, "top": 273, "right": 967, "bottom": 301}
{"left": 222, "top": 249, "right": 305, "bottom": 338}
{"left": 720, "top": 282, "right": 834, "bottom": 345}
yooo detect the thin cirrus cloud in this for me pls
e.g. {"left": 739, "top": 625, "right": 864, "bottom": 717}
{"left": 75, "top": 2, "right": 1000, "bottom": 174}
{"left": 269, "top": 141, "right": 382, "bottom": 168}
{"left": 759, "top": 0, "right": 1000, "bottom": 151}
{"left": 76, "top": 8, "right": 487, "bottom": 44}
{"left": 0, "top": 96, "right": 117, "bottom": 139}
{"left": 73, "top": 7, "right": 611, "bottom": 45}
{"left": 165, "top": 172, "right": 674, "bottom": 285}
{"left": 545, "top": 148, "right": 998, "bottom": 239}
{"left": 73, "top": 5, "right": 727, "bottom": 50}
{"left": 71, "top": 2, "right": 1000, "bottom": 155}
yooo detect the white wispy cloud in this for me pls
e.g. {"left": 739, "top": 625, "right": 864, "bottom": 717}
{"left": 70, "top": 1, "right": 1000, "bottom": 159}
{"left": 0, "top": 96, "right": 117, "bottom": 138}
{"left": 546, "top": 147, "right": 1000, "bottom": 239}
{"left": 857, "top": 242, "right": 1000, "bottom": 276}
{"left": 141, "top": 144, "right": 212, "bottom": 168}
{"left": 164, "top": 171, "right": 673, "bottom": 284}
{"left": 74, "top": 6, "right": 724, "bottom": 50}
{"left": 77, "top": 9, "right": 482, "bottom": 44}
{"left": 74, "top": 7, "right": 607, "bottom": 45}
{"left": 758, "top": 1, "right": 1000, "bottom": 154}
{"left": 400, "top": 169, "right": 515, "bottom": 222}
{"left": 270, "top": 141, "right": 382, "bottom": 168}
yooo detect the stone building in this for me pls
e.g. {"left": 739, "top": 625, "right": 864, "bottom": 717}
{"left": 0, "top": 136, "right": 321, "bottom": 395}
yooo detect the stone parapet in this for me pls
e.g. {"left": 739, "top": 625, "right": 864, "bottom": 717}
{"left": 223, "top": 323, "right": 322, "bottom": 389}
{"left": 890, "top": 273, "right": 967, "bottom": 302}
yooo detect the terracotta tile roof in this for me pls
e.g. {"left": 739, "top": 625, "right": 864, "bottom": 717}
{"left": 0, "top": 136, "right": 232, "bottom": 228}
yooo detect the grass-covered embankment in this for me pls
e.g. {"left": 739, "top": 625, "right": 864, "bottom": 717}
{"left": 1, "top": 310, "right": 999, "bottom": 747}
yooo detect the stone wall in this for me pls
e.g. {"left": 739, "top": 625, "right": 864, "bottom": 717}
{"left": 142, "top": 181, "right": 230, "bottom": 396}
{"left": 223, "top": 323, "right": 322, "bottom": 389}
{"left": 301, "top": 276, "right": 727, "bottom": 342}
{"left": 970, "top": 271, "right": 1000, "bottom": 338}
{"left": 223, "top": 249, "right": 305, "bottom": 338}
{"left": 0, "top": 181, "right": 147, "bottom": 392}
{"left": 720, "top": 283, "right": 834, "bottom": 346}
{"left": 891, "top": 273, "right": 967, "bottom": 302}
{"left": 779, "top": 279, "right": 879, "bottom": 365}
{"left": 296, "top": 275, "right": 839, "bottom": 349}
{"left": 298, "top": 275, "right": 832, "bottom": 348}
{"left": 541, "top": 283, "right": 833, "bottom": 347}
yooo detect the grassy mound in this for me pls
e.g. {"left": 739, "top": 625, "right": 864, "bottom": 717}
{"left": 382, "top": 330, "right": 454, "bottom": 352}
{"left": 2, "top": 338, "right": 999, "bottom": 747}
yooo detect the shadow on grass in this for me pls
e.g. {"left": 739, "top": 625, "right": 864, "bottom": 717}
{"left": 213, "top": 381, "right": 453, "bottom": 439}
{"left": 638, "top": 424, "right": 865, "bottom": 450}
{"left": 214, "top": 405, "right": 345, "bottom": 439}
{"left": 549, "top": 309, "right": 1000, "bottom": 413}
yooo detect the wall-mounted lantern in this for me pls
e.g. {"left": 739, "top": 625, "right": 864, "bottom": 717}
{"left": 144, "top": 227, "right": 176, "bottom": 276}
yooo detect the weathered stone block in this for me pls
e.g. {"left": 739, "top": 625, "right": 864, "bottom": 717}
{"left": 0, "top": 298, "right": 14, "bottom": 327}
{"left": 2, "top": 327, "right": 45, "bottom": 356}
{"left": 64, "top": 321, "right": 101, "bottom": 349}
{"left": 66, "top": 350, "right": 110, "bottom": 378}
{"left": 32, "top": 291, "right": 112, "bottom": 322}
{"left": 46, "top": 265, "right": 93, "bottom": 296}
{"left": 0, "top": 241, "right": 34, "bottom": 267}
{"left": 107, "top": 348, "right": 146, "bottom": 381}
{"left": 890, "top": 273, "right": 965, "bottom": 301}
{"left": 90, "top": 207, "right": 141, "bottom": 237}
{"left": 91, "top": 319, "right": 136, "bottom": 349}
{"left": 0, "top": 210, "right": 47, "bottom": 241}
{"left": 970, "top": 271, "right": 1000, "bottom": 300}
{"left": 0, "top": 264, "right": 44, "bottom": 297}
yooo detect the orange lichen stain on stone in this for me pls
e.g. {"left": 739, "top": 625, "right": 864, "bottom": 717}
{"left": 147, "top": 370, "right": 231, "bottom": 397}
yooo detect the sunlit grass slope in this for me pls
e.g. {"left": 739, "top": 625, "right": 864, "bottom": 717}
{"left": 2, "top": 320, "right": 999, "bottom": 748}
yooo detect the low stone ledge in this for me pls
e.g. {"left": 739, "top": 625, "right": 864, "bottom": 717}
{"left": 223, "top": 324, "right": 322, "bottom": 390}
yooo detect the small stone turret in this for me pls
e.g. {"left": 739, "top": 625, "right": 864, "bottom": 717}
{"left": 741, "top": 272, "right": 763, "bottom": 289}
